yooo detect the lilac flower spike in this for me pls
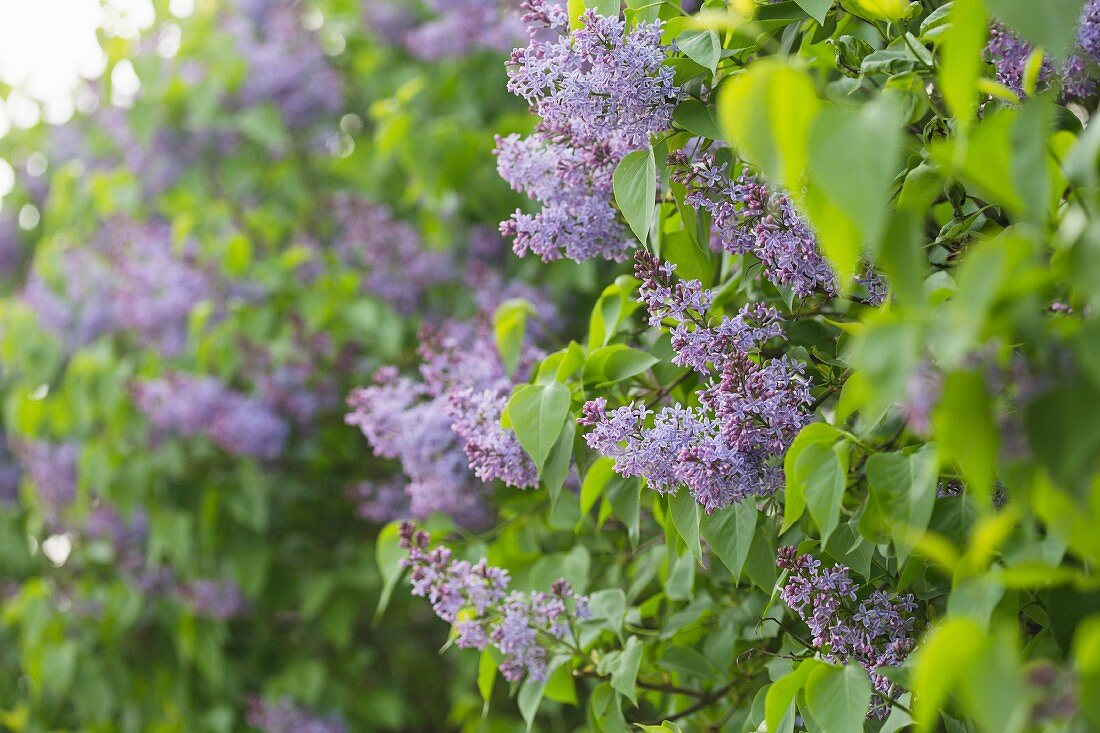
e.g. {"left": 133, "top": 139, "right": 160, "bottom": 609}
{"left": 399, "top": 522, "right": 589, "bottom": 683}
{"left": 496, "top": 1, "right": 679, "bottom": 262}
{"left": 778, "top": 548, "right": 920, "bottom": 718}
{"left": 580, "top": 252, "right": 812, "bottom": 512}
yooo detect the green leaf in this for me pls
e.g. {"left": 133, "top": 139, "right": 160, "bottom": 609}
{"left": 840, "top": 0, "right": 913, "bottom": 22}
{"left": 676, "top": 29, "right": 721, "bottom": 75}
{"left": 672, "top": 99, "right": 725, "bottom": 141}
{"left": 587, "top": 345, "right": 659, "bottom": 385}
{"left": 1074, "top": 615, "right": 1100, "bottom": 726}
{"left": 794, "top": 0, "right": 833, "bottom": 24}
{"left": 939, "top": 0, "right": 990, "bottom": 126}
{"left": 797, "top": 440, "right": 849, "bottom": 546}
{"left": 860, "top": 444, "right": 938, "bottom": 563}
{"left": 519, "top": 674, "right": 548, "bottom": 731}
{"left": 478, "top": 650, "right": 496, "bottom": 714}
{"left": 569, "top": 0, "right": 620, "bottom": 29}
{"left": 932, "top": 370, "right": 999, "bottom": 497}
{"left": 494, "top": 298, "right": 534, "bottom": 377}
{"left": 607, "top": 475, "right": 643, "bottom": 546}
{"left": 718, "top": 59, "right": 822, "bottom": 190}
{"left": 803, "top": 664, "right": 872, "bottom": 733}
{"left": 670, "top": 489, "right": 702, "bottom": 564}
{"left": 614, "top": 147, "right": 658, "bottom": 244}
{"left": 581, "top": 458, "right": 617, "bottom": 517}
{"left": 701, "top": 501, "right": 757, "bottom": 580}
{"left": 661, "top": 229, "right": 714, "bottom": 285}
{"left": 543, "top": 418, "right": 576, "bottom": 503}
{"left": 985, "top": 0, "right": 1084, "bottom": 60}
{"left": 805, "top": 96, "right": 904, "bottom": 283}
{"left": 374, "top": 521, "right": 404, "bottom": 622}
{"left": 612, "top": 637, "right": 644, "bottom": 704}
{"left": 506, "top": 382, "right": 572, "bottom": 472}
{"left": 782, "top": 423, "right": 845, "bottom": 532}
{"left": 765, "top": 659, "right": 822, "bottom": 733}
{"left": 544, "top": 661, "right": 579, "bottom": 705}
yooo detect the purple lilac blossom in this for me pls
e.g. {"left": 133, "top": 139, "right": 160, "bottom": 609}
{"left": 580, "top": 253, "right": 812, "bottom": 512}
{"left": 134, "top": 373, "right": 289, "bottom": 460}
{"left": 346, "top": 480, "right": 411, "bottom": 524}
{"left": 345, "top": 317, "right": 539, "bottom": 526}
{"left": 246, "top": 697, "right": 346, "bottom": 733}
{"left": 777, "top": 548, "right": 920, "bottom": 719}
{"left": 405, "top": 0, "right": 525, "bottom": 60}
{"left": 987, "top": 0, "right": 1100, "bottom": 102}
{"left": 496, "top": 2, "right": 678, "bottom": 261}
{"left": 225, "top": 0, "right": 344, "bottom": 130}
{"left": 22, "top": 218, "right": 215, "bottom": 355}
{"left": 330, "top": 195, "right": 454, "bottom": 315}
{"left": 0, "top": 211, "right": 22, "bottom": 279}
{"left": 400, "top": 521, "right": 589, "bottom": 683}
{"left": 81, "top": 504, "right": 177, "bottom": 595}
{"left": 16, "top": 442, "right": 79, "bottom": 521}
{"left": 0, "top": 433, "right": 23, "bottom": 505}
{"left": 671, "top": 152, "right": 837, "bottom": 297}
{"left": 902, "top": 361, "right": 942, "bottom": 436}
{"left": 182, "top": 577, "right": 248, "bottom": 620}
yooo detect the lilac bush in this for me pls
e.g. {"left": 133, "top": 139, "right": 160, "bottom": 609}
{"left": 246, "top": 697, "right": 347, "bottom": 733}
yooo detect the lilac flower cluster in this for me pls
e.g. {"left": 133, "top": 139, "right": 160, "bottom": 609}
{"left": 346, "top": 317, "right": 538, "bottom": 526}
{"left": 777, "top": 548, "right": 919, "bottom": 718}
{"left": 346, "top": 480, "right": 411, "bottom": 524}
{"left": 16, "top": 442, "right": 79, "bottom": 521}
{"left": 404, "top": 0, "right": 525, "bottom": 60}
{"left": 580, "top": 253, "right": 813, "bottom": 512}
{"left": 496, "top": 1, "right": 678, "bottom": 261}
{"left": 400, "top": 522, "right": 589, "bottom": 683}
{"left": 330, "top": 195, "right": 453, "bottom": 315}
{"left": 671, "top": 152, "right": 837, "bottom": 297}
{"left": 22, "top": 218, "right": 216, "bottom": 355}
{"left": 225, "top": 0, "right": 344, "bottom": 130}
{"left": 181, "top": 578, "right": 248, "bottom": 620}
{"left": 81, "top": 503, "right": 243, "bottom": 612}
{"left": 0, "top": 432, "right": 24, "bottom": 505}
{"left": 134, "top": 372, "right": 289, "bottom": 460}
{"left": 246, "top": 697, "right": 347, "bottom": 733}
{"left": 987, "top": 0, "right": 1100, "bottom": 102}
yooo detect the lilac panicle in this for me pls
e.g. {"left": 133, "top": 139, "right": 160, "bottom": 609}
{"left": 22, "top": 217, "right": 216, "bottom": 356}
{"left": 134, "top": 372, "right": 289, "bottom": 460}
{"left": 580, "top": 253, "right": 812, "bottom": 512}
{"left": 330, "top": 195, "right": 453, "bottom": 315}
{"left": 345, "top": 316, "right": 539, "bottom": 526}
{"left": 497, "top": 2, "right": 678, "bottom": 262}
{"left": 399, "top": 522, "right": 589, "bottom": 683}
{"left": 225, "top": 0, "right": 344, "bottom": 130}
{"left": 778, "top": 548, "right": 920, "bottom": 718}
{"left": 404, "top": 0, "right": 525, "bottom": 60}
{"left": 987, "top": 0, "right": 1100, "bottom": 102}
{"left": 246, "top": 696, "right": 347, "bottom": 733}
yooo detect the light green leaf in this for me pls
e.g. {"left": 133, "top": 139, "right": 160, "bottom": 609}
{"left": 672, "top": 99, "right": 725, "bottom": 141}
{"left": 797, "top": 440, "right": 850, "bottom": 546}
{"left": 782, "top": 423, "right": 845, "bottom": 532}
{"left": 676, "top": 29, "right": 721, "bottom": 75}
{"left": 670, "top": 489, "right": 702, "bottom": 564}
{"left": 374, "top": 521, "right": 404, "bottom": 622}
{"left": 614, "top": 147, "right": 658, "bottom": 244}
{"left": 718, "top": 59, "right": 822, "bottom": 190}
{"left": 612, "top": 637, "right": 644, "bottom": 704}
{"left": 494, "top": 298, "right": 534, "bottom": 377}
{"left": 701, "top": 500, "right": 757, "bottom": 580}
{"left": 803, "top": 664, "right": 872, "bottom": 733}
{"left": 939, "top": 0, "right": 989, "bottom": 126}
{"left": 506, "top": 382, "right": 572, "bottom": 472}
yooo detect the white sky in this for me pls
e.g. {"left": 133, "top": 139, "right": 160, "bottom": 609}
{"left": 0, "top": 0, "right": 159, "bottom": 130}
